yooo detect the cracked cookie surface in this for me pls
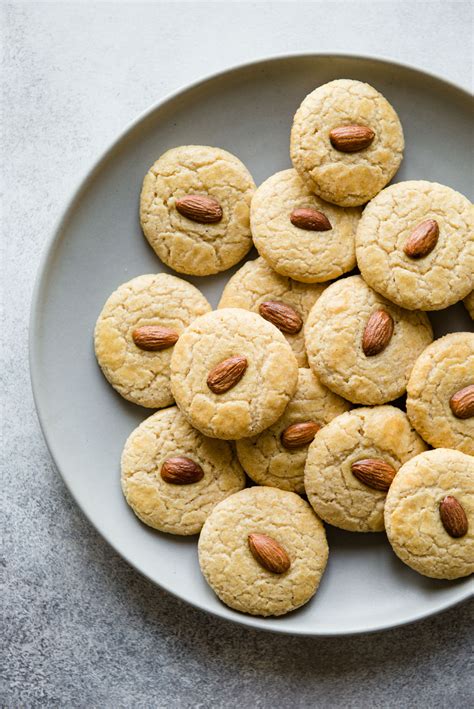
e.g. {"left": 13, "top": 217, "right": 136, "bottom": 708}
{"left": 356, "top": 181, "right": 474, "bottom": 310}
{"left": 384, "top": 449, "right": 474, "bottom": 579}
{"left": 304, "top": 275, "right": 433, "bottom": 405}
{"left": 406, "top": 332, "right": 474, "bottom": 455}
{"left": 290, "top": 79, "right": 404, "bottom": 207}
{"left": 198, "top": 486, "right": 329, "bottom": 616}
{"left": 121, "top": 407, "right": 245, "bottom": 535}
{"left": 140, "top": 145, "right": 256, "bottom": 276}
{"left": 94, "top": 274, "right": 211, "bottom": 408}
{"left": 250, "top": 169, "right": 361, "bottom": 282}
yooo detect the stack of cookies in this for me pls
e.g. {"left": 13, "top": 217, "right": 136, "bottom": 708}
{"left": 94, "top": 79, "right": 474, "bottom": 618}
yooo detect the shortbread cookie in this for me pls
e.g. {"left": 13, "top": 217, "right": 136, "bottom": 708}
{"left": 198, "top": 486, "right": 328, "bottom": 616}
{"left": 250, "top": 169, "right": 361, "bottom": 282}
{"left": 121, "top": 407, "right": 245, "bottom": 535}
{"left": 236, "top": 368, "right": 350, "bottom": 493}
{"left": 406, "top": 333, "right": 474, "bottom": 455}
{"left": 290, "top": 79, "right": 404, "bottom": 207}
{"left": 385, "top": 449, "right": 473, "bottom": 579}
{"left": 305, "top": 406, "right": 427, "bottom": 532}
{"left": 356, "top": 181, "right": 474, "bottom": 310}
{"left": 218, "top": 257, "right": 326, "bottom": 365}
{"left": 170, "top": 308, "right": 298, "bottom": 439}
{"left": 140, "top": 145, "right": 255, "bottom": 275}
{"left": 304, "top": 275, "right": 433, "bottom": 405}
{"left": 464, "top": 291, "right": 474, "bottom": 319}
{"left": 94, "top": 274, "right": 211, "bottom": 408}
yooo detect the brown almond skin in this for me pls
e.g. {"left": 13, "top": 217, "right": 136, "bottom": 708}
{"left": 281, "top": 421, "right": 321, "bottom": 449}
{"left": 248, "top": 533, "right": 291, "bottom": 574}
{"left": 132, "top": 325, "right": 179, "bottom": 351}
{"left": 161, "top": 457, "right": 204, "bottom": 485}
{"left": 207, "top": 355, "right": 248, "bottom": 394}
{"left": 449, "top": 384, "right": 474, "bottom": 419}
{"left": 259, "top": 301, "right": 303, "bottom": 335}
{"left": 175, "top": 194, "right": 223, "bottom": 224}
{"left": 351, "top": 458, "right": 397, "bottom": 491}
{"left": 362, "top": 310, "right": 394, "bottom": 357}
{"left": 439, "top": 495, "right": 468, "bottom": 538}
{"left": 290, "top": 208, "right": 332, "bottom": 231}
{"left": 404, "top": 219, "right": 439, "bottom": 258}
{"left": 329, "top": 125, "right": 375, "bottom": 152}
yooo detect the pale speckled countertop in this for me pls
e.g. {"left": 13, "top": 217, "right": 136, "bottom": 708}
{"left": 2, "top": 2, "right": 473, "bottom": 707}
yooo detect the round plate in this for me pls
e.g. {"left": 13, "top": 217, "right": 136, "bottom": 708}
{"left": 30, "top": 54, "right": 473, "bottom": 635}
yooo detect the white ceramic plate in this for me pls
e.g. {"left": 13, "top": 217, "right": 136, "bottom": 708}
{"left": 30, "top": 54, "right": 473, "bottom": 635}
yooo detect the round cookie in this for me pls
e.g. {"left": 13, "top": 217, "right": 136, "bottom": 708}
{"left": 385, "top": 449, "right": 474, "bottom": 579}
{"left": 170, "top": 308, "right": 298, "bottom": 439}
{"left": 250, "top": 169, "right": 361, "bottom": 282}
{"left": 218, "top": 257, "right": 327, "bottom": 366}
{"left": 356, "top": 181, "right": 474, "bottom": 310}
{"left": 406, "top": 332, "right": 474, "bottom": 455}
{"left": 290, "top": 79, "right": 404, "bottom": 207}
{"left": 140, "top": 145, "right": 256, "bottom": 276}
{"left": 198, "top": 486, "right": 329, "bottom": 616}
{"left": 304, "top": 275, "right": 433, "bottom": 405}
{"left": 305, "top": 406, "right": 427, "bottom": 532}
{"left": 94, "top": 274, "right": 211, "bottom": 408}
{"left": 121, "top": 407, "right": 245, "bottom": 535}
{"left": 236, "top": 368, "right": 350, "bottom": 493}
{"left": 464, "top": 291, "right": 474, "bottom": 319}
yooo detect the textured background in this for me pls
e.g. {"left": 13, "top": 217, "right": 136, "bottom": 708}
{"left": 2, "top": 2, "right": 473, "bottom": 707}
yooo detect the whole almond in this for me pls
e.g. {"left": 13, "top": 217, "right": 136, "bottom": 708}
{"left": 329, "top": 125, "right": 375, "bottom": 152}
{"left": 259, "top": 301, "right": 303, "bottom": 335}
{"left": 281, "top": 421, "right": 321, "bottom": 449}
{"left": 207, "top": 355, "right": 248, "bottom": 394}
{"left": 290, "top": 208, "right": 332, "bottom": 231}
{"left": 404, "top": 219, "right": 439, "bottom": 258}
{"left": 132, "top": 325, "right": 179, "bottom": 351}
{"left": 362, "top": 309, "right": 394, "bottom": 357}
{"left": 449, "top": 384, "right": 474, "bottom": 419}
{"left": 439, "top": 495, "right": 468, "bottom": 538}
{"left": 175, "top": 194, "right": 223, "bottom": 223}
{"left": 248, "top": 533, "right": 291, "bottom": 574}
{"left": 161, "top": 456, "right": 204, "bottom": 485}
{"left": 351, "top": 458, "right": 397, "bottom": 491}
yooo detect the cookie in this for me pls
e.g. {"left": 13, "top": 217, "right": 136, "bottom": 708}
{"left": 121, "top": 407, "right": 245, "bottom": 535}
{"left": 304, "top": 275, "right": 433, "bottom": 405}
{"left": 140, "top": 145, "right": 256, "bottom": 276}
{"left": 356, "top": 181, "right": 474, "bottom": 310}
{"left": 406, "top": 332, "right": 474, "bottom": 455}
{"left": 198, "top": 486, "right": 328, "bottom": 616}
{"left": 236, "top": 368, "right": 350, "bottom": 493}
{"left": 464, "top": 291, "right": 474, "bottom": 319}
{"left": 290, "top": 79, "right": 404, "bottom": 207}
{"left": 94, "top": 274, "right": 211, "bottom": 408}
{"left": 250, "top": 169, "right": 361, "bottom": 282}
{"left": 385, "top": 449, "right": 473, "bottom": 579}
{"left": 218, "top": 257, "right": 327, "bottom": 366}
{"left": 304, "top": 406, "right": 427, "bottom": 532}
{"left": 170, "top": 308, "right": 298, "bottom": 439}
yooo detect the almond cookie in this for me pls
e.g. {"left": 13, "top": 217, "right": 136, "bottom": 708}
{"left": 218, "top": 257, "right": 327, "bottom": 366}
{"left": 385, "top": 449, "right": 473, "bottom": 579}
{"left": 290, "top": 79, "right": 404, "bottom": 207}
{"left": 464, "top": 291, "right": 474, "bottom": 319}
{"left": 121, "top": 407, "right": 245, "bottom": 535}
{"left": 356, "top": 181, "right": 474, "bottom": 310}
{"left": 305, "top": 406, "right": 427, "bottom": 532}
{"left": 94, "top": 274, "right": 211, "bottom": 408}
{"left": 406, "top": 333, "right": 474, "bottom": 455}
{"left": 198, "top": 486, "right": 328, "bottom": 616}
{"left": 236, "top": 368, "right": 350, "bottom": 493}
{"left": 250, "top": 169, "right": 361, "bottom": 282}
{"left": 170, "top": 308, "right": 298, "bottom": 439}
{"left": 304, "top": 275, "right": 433, "bottom": 405}
{"left": 140, "top": 145, "right": 256, "bottom": 276}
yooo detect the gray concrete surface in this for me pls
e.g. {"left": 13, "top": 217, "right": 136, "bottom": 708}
{"left": 2, "top": 2, "right": 473, "bottom": 707}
